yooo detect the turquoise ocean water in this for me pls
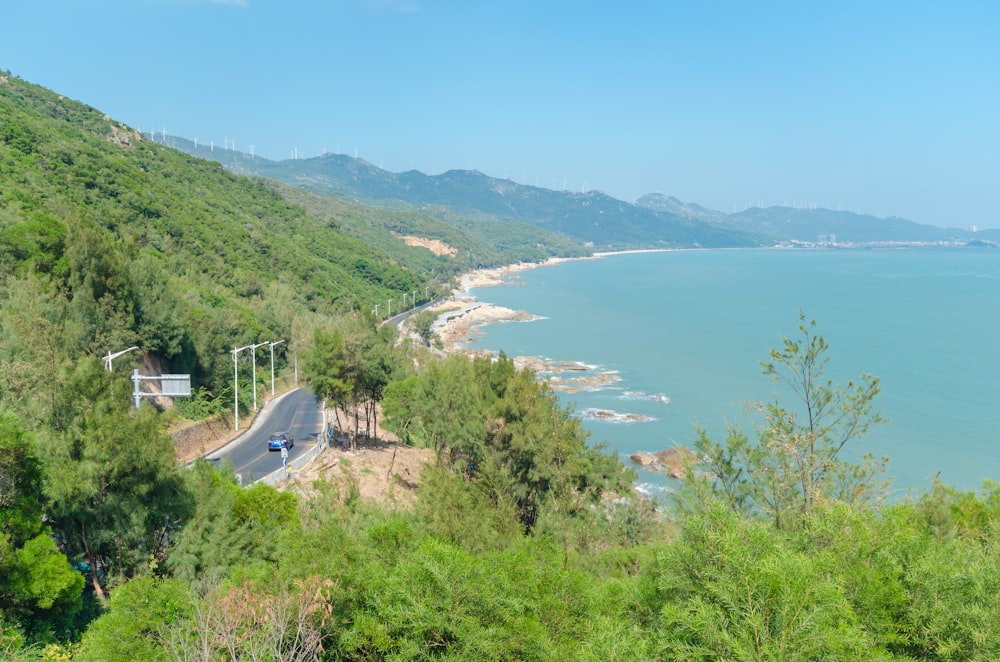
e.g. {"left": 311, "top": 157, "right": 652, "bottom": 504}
{"left": 466, "top": 248, "right": 1000, "bottom": 499}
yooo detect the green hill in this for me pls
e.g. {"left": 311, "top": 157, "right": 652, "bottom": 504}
{"left": 0, "top": 73, "right": 434, "bottom": 401}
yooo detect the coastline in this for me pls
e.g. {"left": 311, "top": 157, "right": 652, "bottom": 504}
{"left": 435, "top": 250, "right": 676, "bottom": 352}
{"left": 453, "top": 248, "right": 675, "bottom": 293}
{"left": 425, "top": 251, "right": 648, "bottom": 392}
{"left": 422, "top": 249, "right": 689, "bottom": 479}
{"left": 419, "top": 246, "right": 1000, "bottom": 493}
{"left": 430, "top": 255, "right": 585, "bottom": 353}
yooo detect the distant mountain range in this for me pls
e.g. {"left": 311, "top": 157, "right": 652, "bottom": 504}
{"left": 162, "top": 136, "right": 998, "bottom": 250}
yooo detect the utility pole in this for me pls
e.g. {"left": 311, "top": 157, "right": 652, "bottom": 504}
{"left": 268, "top": 340, "right": 285, "bottom": 396}
{"left": 249, "top": 341, "right": 268, "bottom": 411}
{"left": 232, "top": 344, "right": 253, "bottom": 430}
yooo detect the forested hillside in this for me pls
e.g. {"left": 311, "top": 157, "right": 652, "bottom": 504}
{"left": 3, "top": 72, "right": 1000, "bottom": 661}
{"left": 0, "top": 73, "right": 438, "bottom": 396}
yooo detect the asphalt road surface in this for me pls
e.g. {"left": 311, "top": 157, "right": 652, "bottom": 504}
{"left": 208, "top": 387, "right": 324, "bottom": 483}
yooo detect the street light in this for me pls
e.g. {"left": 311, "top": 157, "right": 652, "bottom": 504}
{"left": 104, "top": 346, "right": 139, "bottom": 372}
{"left": 249, "top": 341, "right": 269, "bottom": 411}
{"left": 268, "top": 340, "right": 285, "bottom": 396}
{"left": 412, "top": 290, "right": 417, "bottom": 307}
{"left": 291, "top": 338, "right": 303, "bottom": 386}
{"left": 387, "top": 299, "right": 392, "bottom": 317}
{"left": 232, "top": 344, "right": 253, "bottom": 431}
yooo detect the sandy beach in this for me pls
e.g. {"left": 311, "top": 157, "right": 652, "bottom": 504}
{"left": 426, "top": 256, "right": 573, "bottom": 353}
{"left": 422, "top": 253, "right": 637, "bottom": 392}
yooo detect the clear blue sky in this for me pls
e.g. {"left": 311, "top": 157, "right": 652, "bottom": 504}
{"left": 4, "top": 1, "right": 999, "bottom": 228}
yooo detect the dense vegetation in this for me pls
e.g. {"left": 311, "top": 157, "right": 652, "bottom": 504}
{"left": 2, "top": 72, "right": 1000, "bottom": 660}
{"left": 0, "top": 73, "right": 451, "bottom": 406}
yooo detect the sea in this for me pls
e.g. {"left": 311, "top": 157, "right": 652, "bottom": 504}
{"left": 465, "top": 247, "right": 1000, "bottom": 500}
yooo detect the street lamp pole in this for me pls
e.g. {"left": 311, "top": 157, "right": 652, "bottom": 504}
{"left": 268, "top": 340, "right": 285, "bottom": 396}
{"left": 292, "top": 339, "right": 302, "bottom": 386}
{"left": 249, "top": 341, "right": 268, "bottom": 411}
{"left": 232, "top": 344, "right": 252, "bottom": 431}
{"left": 412, "top": 290, "right": 417, "bottom": 307}
{"left": 104, "top": 346, "right": 139, "bottom": 372}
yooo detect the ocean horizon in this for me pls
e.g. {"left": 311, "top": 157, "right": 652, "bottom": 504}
{"left": 464, "top": 247, "right": 1000, "bottom": 499}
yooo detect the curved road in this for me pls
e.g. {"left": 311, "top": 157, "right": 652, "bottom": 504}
{"left": 206, "top": 388, "right": 324, "bottom": 484}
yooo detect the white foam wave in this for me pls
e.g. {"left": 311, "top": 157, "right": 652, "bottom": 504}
{"left": 576, "top": 408, "right": 657, "bottom": 423}
{"left": 621, "top": 391, "right": 672, "bottom": 404}
{"left": 634, "top": 482, "right": 674, "bottom": 498}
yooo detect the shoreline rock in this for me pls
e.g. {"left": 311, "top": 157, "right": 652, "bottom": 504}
{"left": 629, "top": 446, "right": 697, "bottom": 479}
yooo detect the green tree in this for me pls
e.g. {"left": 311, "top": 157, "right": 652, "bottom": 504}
{"left": 410, "top": 309, "right": 437, "bottom": 346}
{"left": 654, "top": 505, "right": 878, "bottom": 660}
{"left": 0, "top": 274, "right": 79, "bottom": 430}
{"left": 42, "top": 360, "right": 193, "bottom": 601}
{"left": 63, "top": 221, "right": 140, "bottom": 354}
{"left": 0, "top": 413, "right": 84, "bottom": 642}
{"left": 900, "top": 482, "right": 1000, "bottom": 659}
{"left": 303, "top": 325, "right": 351, "bottom": 444}
{"left": 75, "top": 576, "right": 192, "bottom": 662}
{"left": 412, "top": 355, "right": 486, "bottom": 465}
{"left": 678, "top": 314, "right": 888, "bottom": 528}
{"left": 380, "top": 375, "right": 420, "bottom": 443}
{"left": 166, "top": 462, "right": 298, "bottom": 591}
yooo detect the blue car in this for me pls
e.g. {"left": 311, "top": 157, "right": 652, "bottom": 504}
{"left": 267, "top": 432, "right": 294, "bottom": 451}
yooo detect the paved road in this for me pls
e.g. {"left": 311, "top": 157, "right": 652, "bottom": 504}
{"left": 386, "top": 299, "right": 440, "bottom": 327}
{"left": 207, "top": 387, "right": 324, "bottom": 484}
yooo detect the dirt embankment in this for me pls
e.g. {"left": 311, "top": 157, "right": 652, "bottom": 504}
{"left": 170, "top": 395, "right": 436, "bottom": 507}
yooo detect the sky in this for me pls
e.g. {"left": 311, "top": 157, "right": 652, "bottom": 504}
{"left": 3, "top": 1, "right": 999, "bottom": 229}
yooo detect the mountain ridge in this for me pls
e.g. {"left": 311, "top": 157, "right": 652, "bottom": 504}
{"left": 161, "top": 137, "right": 766, "bottom": 250}
{"left": 160, "top": 135, "right": 998, "bottom": 248}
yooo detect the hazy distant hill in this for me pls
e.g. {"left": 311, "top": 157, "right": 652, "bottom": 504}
{"left": 167, "top": 137, "right": 1000, "bottom": 249}
{"left": 635, "top": 193, "right": 729, "bottom": 224}
{"left": 635, "top": 195, "right": 999, "bottom": 246}
{"left": 163, "top": 138, "right": 765, "bottom": 251}
{"left": 725, "top": 206, "right": 990, "bottom": 244}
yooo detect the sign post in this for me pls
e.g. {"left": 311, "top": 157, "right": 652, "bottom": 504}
{"left": 131, "top": 370, "right": 192, "bottom": 409}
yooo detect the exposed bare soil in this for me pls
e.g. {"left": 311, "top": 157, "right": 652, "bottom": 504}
{"left": 397, "top": 235, "right": 458, "bottom": 257}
